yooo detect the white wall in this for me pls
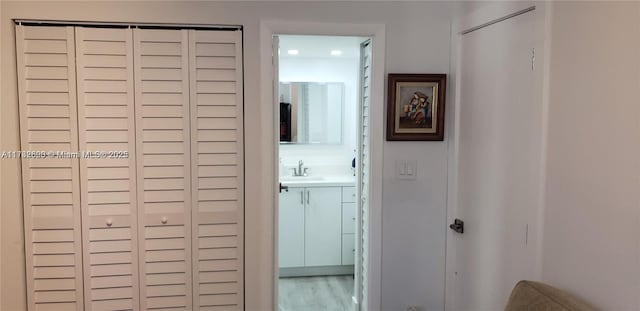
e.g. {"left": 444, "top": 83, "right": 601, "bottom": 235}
{"left": 380, "top": 5, "right": 452, "bottom": 309}
{"left": 279, "top": 56, "right": 359, "bottom": 176}
{"left": 541, "top": 2, "right": 640, "bottom": 309}
{"left": 0, "top": 1, "right": 455, "bottom": 310}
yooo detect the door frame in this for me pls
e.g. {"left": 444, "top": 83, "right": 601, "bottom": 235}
{"left": 445, "top": 2, "right": 551, "bottom": 310}
{"left": 256, "top": 21, "right": 385, "bottom": 311}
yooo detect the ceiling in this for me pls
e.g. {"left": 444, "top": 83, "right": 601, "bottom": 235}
{"left": 278, "top": 35, "right": 366, "bottom": 59}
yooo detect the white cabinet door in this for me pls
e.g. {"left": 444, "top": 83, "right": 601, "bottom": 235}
{"left": 305, "top": 187, "right": 342, "bottom": 266}
{"left": 278, "top": 187, "right": 305, "bottom": 268}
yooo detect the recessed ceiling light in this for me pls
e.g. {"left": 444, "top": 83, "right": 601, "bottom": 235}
{"left": 287, "top": 49, "right": 299, "bottom": 55}
{"left": 330, "top": 50, "right": 342, "bottom": 56}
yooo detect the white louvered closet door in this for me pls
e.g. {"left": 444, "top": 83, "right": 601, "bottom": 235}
{"left": 16, "top": 25, "right": 85, "bottom": 311}
{"left": 18, "top": 24, "right": 244, "bottom": 311}
{"left": 357, "top": 39, "right": 372, "bottom": 311}
{"left": 189, "top": 30, "right": 244, "bottom": 310}
{"left": 133, "top": 28, "right": 193, "bottom": 310}
{"left": 75, "top": 27, "right": 140, "bottom": 311}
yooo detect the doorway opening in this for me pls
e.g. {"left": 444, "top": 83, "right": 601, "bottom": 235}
{"left": 274, "top": 34, "right": 372, "bottom": 311}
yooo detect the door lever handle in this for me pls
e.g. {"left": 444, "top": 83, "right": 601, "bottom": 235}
{"left": 449, "top": 218, "right": 464, "bottom": 234}
{"left": 279, "top": 182, "right": 289, "bottom": 193}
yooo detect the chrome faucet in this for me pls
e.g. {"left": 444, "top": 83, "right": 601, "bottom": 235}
{"left": 292, "top": 160, "right": 309, "bottom": 177}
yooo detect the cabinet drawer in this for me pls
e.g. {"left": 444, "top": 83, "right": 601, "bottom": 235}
{"left": 342, "top": 234, "right": 355, "bottom": 265}
{"left": 342, "top": 187, "right": 356, "bottom": 203}
{"left": 342, "top": 203, "right": 356, "bottom": 234}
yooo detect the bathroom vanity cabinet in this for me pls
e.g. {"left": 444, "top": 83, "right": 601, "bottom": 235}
{"left": 278, "top": 184, "right": 356, "bottom": 276}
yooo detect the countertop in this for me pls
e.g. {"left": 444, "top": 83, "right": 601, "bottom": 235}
{"left": 279, "top": 175, "right": 356, "bottom": 187}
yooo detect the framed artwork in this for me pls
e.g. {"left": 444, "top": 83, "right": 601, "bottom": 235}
{"left": 386, "top": 74, "right": 446, "bottom": 141}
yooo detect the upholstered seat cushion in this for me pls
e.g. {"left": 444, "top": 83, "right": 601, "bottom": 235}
{"left": 505, "top": 280, "right": 595, "bottom": 311}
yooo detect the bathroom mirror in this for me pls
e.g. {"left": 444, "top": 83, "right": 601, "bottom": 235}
{"left": 279, "top": 82, "right": 344, "bottom": 144}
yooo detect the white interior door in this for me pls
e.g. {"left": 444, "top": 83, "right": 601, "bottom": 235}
{"left": 454, "top": 10, "right": 539, "bottom": 310}
{"left": 355, "top": 38, "right": 372, "bottom": 311}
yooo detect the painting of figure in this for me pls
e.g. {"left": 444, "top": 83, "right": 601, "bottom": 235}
{"left": 387, "top": 74, "right": 446, "bottom": 141}
{"left": 400, "top": 89, "right": 434, "bottom": 129}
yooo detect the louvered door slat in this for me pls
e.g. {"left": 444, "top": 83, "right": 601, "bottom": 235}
{"left": 190, "top": 29, "right": 244, "bottom": 310}
{"left": 75, "top": 27, "right": 140, "bottom": 311}
{"left": 134, "top": 28, "right": 193, "bottom": 311}
{"left": 16, "top": 25, "right": 84, "bottom": 311}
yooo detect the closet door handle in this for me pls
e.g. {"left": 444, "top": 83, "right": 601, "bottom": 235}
{"left": 307, "top": 190, "right": 310, "bottom": 204}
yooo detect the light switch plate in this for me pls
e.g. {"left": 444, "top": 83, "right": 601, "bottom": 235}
{"left": 395, "top": 160, "right": 417, "bottom": 180}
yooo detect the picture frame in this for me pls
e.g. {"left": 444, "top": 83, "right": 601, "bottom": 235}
{"left": 386, "top": 73, "right": 446, "bottom": 141}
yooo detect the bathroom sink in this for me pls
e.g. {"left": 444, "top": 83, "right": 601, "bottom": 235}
{"left": 280, "top": 176, "right": 325, "bottom": 182}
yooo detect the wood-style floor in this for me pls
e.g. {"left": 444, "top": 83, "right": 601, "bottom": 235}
{"left": 278, "top": 276, "right": 354, "bottom": 311}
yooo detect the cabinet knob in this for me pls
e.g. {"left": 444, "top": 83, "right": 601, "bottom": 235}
{"left": 106, "top": 219, "right": 113, "bottom": 227}
{"left": 161, "top": 216, "right": 168, "bottom": 224}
